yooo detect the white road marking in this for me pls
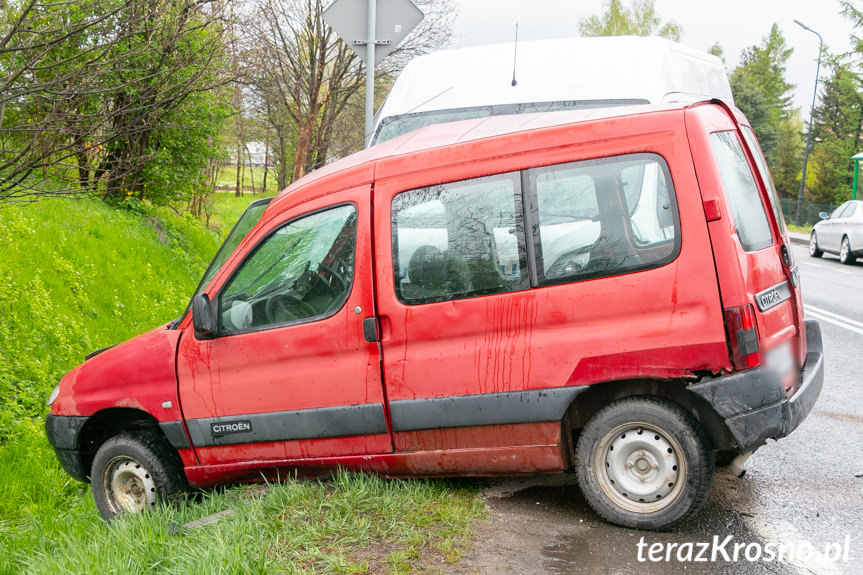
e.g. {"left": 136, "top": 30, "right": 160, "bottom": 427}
{"left": 797, "top": 261, "right": 861, "bottom": 275}
{"left": 804, "top": 304, "right": 863, "bottom": 336}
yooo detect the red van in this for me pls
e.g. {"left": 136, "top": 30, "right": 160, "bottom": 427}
{"left": 46, "top": 101, "right": 823, "bottom": 529}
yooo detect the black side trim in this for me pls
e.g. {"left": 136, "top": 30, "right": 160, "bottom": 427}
{"left": 159, "top": 420, "right": 191, "bottom": 450}
{"left": 185, "top": 403, "right": 388, "bottom": 448}
{"left": 389, "top": 388, "right": 587, "bottom": 432}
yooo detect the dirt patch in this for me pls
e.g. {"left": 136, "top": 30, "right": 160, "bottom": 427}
{"left": 457, "top": 473, "right": 800, "bottom": 575}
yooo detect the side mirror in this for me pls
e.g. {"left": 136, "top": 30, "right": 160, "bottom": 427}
{"left": 819, "top": 211, "right": 829, "bottom": 220}
{"left": 192, "top": 293, "right": 217, "bottom": 339}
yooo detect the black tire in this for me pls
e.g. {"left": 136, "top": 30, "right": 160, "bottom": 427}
{"left": 575, "top": 397, "right": 715, "bottom": 530}
{"left": 839, "top": 236, "right": 856, "bottom": 264}
{"left": 91, "top": 430, "right": 186, "bottom": 522}
{"left": 809, "top": 231, "right": 823, "bottom": 258}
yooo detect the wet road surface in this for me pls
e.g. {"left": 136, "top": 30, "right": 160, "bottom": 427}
{"left": 460, "top": 244, "right": 863, "bottom": 575}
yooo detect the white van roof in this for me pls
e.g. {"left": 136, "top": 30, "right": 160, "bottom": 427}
{"left": 372, "top": 36, "right": 732, "bottom": 145}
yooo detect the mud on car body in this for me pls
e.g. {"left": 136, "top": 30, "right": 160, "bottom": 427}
{"left": 47, "top": 101, "right": 823, "bottom": 529}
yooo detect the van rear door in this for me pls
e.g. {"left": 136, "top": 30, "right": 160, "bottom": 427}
{"left": 685, "top": 103, "right": 803, "bottom": 382}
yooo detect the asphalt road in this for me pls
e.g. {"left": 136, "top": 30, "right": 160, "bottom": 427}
{"left": 462, "top": 242, "right": 863, "bottom": 575}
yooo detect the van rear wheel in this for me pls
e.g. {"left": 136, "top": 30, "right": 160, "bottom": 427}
{"left": 575, "top": 397, "right": 714, "bottom": 530}
{"left": 91, "top": 430, "right": 186, "bottom": 522}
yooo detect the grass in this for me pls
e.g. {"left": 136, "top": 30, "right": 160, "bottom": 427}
{"left": 787, "top": 223, "right": 813, "bottom": 234}
{"left": 208, "top": 192, "right": 275, "bottom": 236}
{"left": 0, "top": 193, "right": 484, "bottom": 575}
{"left": 1, "top": 426, "right": 482, "bottom": 575}
{"left": 215, "top": 165, "right": 280, "bottom": 194}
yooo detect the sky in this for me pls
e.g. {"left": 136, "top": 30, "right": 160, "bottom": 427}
{"left": 449, "top": 0, "right": 858, "bottom": 119}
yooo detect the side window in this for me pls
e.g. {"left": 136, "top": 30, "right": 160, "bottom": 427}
{"left": 392, "top": 173, "right": 528, "bottom": 304}
{"left": 845, "top": 203, "right": 858, "bottom": 218}
{"left": 740, "top": 126, "right": 787, "bottom": 235}
{"left": 710, "top": 131, "right": 773, "bottom": 252}
{"left": 830, "top": 203, "right": 848, "bottom": 219}
{"left": 218, "top": 205, "right": 357, "bottom": 332}
{"left": 529, "top": 154, "right": 679, "bottom": 283}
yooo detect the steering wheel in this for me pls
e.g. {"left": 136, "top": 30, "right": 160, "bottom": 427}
{"left": 266, "top": 294, "right": 316, "bottom": 324}
{"left": 546, "top": 244, "right": 594, "bottom": 278}
{"left": 316, "top": 260, "right": 347, "bottom": 295}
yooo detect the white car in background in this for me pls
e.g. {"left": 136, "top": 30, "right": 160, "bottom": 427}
{"left": 809, "top": 200, "right": 863, "bottom": 264}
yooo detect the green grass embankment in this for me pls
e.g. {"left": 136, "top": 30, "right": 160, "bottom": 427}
{"left": 0, "top": 195, "right": 482, "bottom": 575}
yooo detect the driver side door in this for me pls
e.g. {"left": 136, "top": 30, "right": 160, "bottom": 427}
{"left": 177, "top": 185, "right": 391, "bottom": 466}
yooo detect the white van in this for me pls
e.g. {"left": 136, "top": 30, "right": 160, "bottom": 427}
{"left": 371, "top": 36, "right": 733, "bottom": 145}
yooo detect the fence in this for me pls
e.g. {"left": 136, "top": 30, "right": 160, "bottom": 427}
{"left": 778, "top": 198, "right": 836, "bottom": 228}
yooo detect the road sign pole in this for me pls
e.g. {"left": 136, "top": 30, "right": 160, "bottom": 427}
{"left": 324, "top": 0, "right": 423, "bottom": 146}
{"left": 364, "top": 0, "right": 376, "bottom": 147}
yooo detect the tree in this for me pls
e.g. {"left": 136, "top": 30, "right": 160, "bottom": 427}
{"left": 0, "top": 0, "right": 234, "bottom": 204}
{"left": 578, "top": 0, "right": 681, "bottom": 41}
{"left": 809, "top": 57, "right": 863, "bottom": 204}
{"left": 729, "top": 24, "right": 803, "bottom": 200}
{"left": 708, "top": 42, "right": 725, "bottom": 63}
{"left": 803, "top": 2, "right": 863, "bottom": 205}
{"left": 246, "top": 0, "right": 455, "bottom": 187}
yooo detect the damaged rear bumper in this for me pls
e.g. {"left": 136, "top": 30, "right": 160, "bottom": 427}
{"left": 689, "top": 319, "right": 824, "bottom": 454}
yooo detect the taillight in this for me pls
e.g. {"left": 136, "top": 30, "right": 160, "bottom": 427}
{"left": 724, "top": 304, "right": 760, "bottom": 370}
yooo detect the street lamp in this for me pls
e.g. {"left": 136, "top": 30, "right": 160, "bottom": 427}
{"left": 794, "top": 19, "right": 823, "bottom": 226}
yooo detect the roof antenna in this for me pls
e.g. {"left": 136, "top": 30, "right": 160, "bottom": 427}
{"left": 511, "top": 23, "right": 519, "bottom": 87}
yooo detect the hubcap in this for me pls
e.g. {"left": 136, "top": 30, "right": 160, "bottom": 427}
{"left": 810, "top": 234, "right": 818, "bottom": 254}
{"left": 594, "top": 423, "right": 685, "bottom": 513}
{"left": 841, "top": 239, "right": 849, "bottom": 260}
{"left": 103, "top": 456, "right": 157, "bottom": 515}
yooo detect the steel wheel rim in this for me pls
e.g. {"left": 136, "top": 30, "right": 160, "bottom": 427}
{"left": 593, "top": 422, "right": 686, "bottom": 513}
{"left": 102, "top": 455, "right": 157, "bottom": 515}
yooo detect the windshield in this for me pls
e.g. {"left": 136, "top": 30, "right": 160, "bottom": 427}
{"left": 372, "top": 99, "right": 649, "bottom": 145}
{"left": 171, "top": 197, "right": 272, "bottom": 328}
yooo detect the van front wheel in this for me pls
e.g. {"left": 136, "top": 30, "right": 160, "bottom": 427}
{"left": 575, "top": 397, "right": 714, "bottom": 530}
{"left": 91, "top": 430, "right": 186, "bottom": 522}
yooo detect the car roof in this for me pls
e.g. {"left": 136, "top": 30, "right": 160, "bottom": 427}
{"left": 266, "top": 102, "right": 692, "bottom": 216}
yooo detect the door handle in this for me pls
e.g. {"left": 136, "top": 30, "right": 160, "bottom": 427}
{"left": 363, "top": 317, "right": 380, "bottom": 343}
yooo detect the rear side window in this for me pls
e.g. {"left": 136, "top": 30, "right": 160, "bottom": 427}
{"left": 528, "top": 154, "right": 679, "bottom": 284}
{"left": 710, "top": 132, "right": 773, "bottom": 252}
{"left": 740, "top": 126, "right": 787, "bottom": 235}
{"left": 392, "top": 173, "right": 528, "bottom": 304}
{"left": 830, "top": 203, "right": 849, "bottom": 219}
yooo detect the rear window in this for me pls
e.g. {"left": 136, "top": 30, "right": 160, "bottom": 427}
{"left": 710, "top": 131, "right": 773, "bottom": 252}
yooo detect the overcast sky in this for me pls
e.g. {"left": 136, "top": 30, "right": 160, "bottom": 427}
{"left": 449, "top": 0, "right": 857, "bottom": 118}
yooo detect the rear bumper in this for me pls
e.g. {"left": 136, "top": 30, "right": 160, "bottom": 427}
{"left": 689, "top": 319, "right": 824, "bottom": 454}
